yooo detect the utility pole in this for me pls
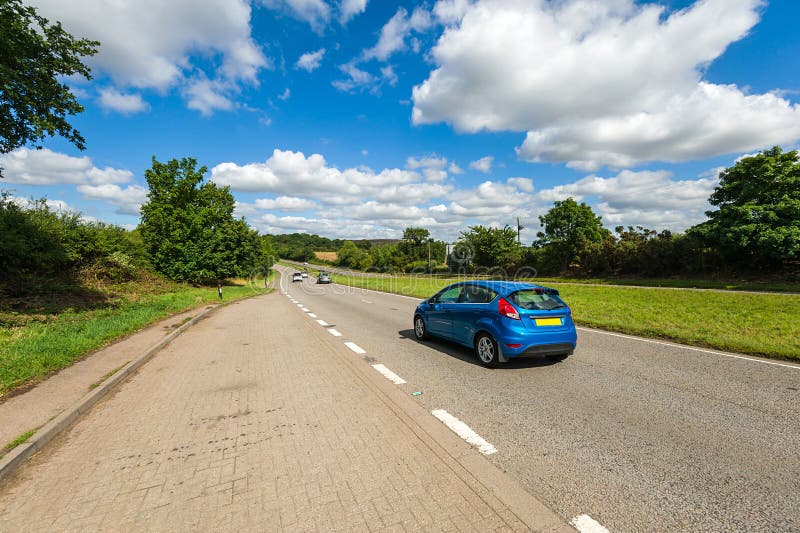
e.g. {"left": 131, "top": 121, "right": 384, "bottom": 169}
{"left": 428, "top": 239, "right": 431, "bottom": 273}
{"left": 516, "top": 217, "right": 524, "bottom": 244}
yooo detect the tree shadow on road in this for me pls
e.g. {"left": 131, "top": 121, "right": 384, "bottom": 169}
{"left": 397, "top": 329, "right": 563, "bottom": 369}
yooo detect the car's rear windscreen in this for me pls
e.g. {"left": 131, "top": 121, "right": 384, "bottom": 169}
{"left": 508, "top": 290, "right": 567, "bottom": 311}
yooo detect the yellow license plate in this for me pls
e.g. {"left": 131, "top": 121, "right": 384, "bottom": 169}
{"left": 535, "top": 318, "right": 562, "bottom": 326}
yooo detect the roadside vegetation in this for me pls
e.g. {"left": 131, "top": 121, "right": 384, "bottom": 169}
{"left": 1, "top": 164, "right": 274, "bottom": 398}
{"left": 0, "top": 279, "right": 265, "bottom": 398}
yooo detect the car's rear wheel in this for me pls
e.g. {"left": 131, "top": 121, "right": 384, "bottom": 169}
{"left": 413, "top": 315, "right": 429, "bottom": 340}
{"left": 475, "top": 333, "right": 499, "bottom": 368}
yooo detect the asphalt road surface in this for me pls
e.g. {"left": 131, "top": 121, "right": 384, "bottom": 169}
{"left": 281, "top": 267, "right": 800, "bottom": 532}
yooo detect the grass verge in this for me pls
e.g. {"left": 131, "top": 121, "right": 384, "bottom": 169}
{"left": 330, "top": 273, "right": 800, "bottom": 361}
{"left": 2, "top": 429, "right": 35, "bottom": 457}
{"left": 0, "top": 276, "right": 271, "bottom": 399}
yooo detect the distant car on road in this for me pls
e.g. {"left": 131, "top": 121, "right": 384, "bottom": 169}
{"left": 413, "top": 281, "right": 577, "bottom": 368}
{"left": 292, "top": 272, "right": 303, "bottom": 282}
{"left": 317, "top": 271, "right": 332, "bottom": 284}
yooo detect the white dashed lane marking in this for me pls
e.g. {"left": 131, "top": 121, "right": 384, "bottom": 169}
{"left": 308, "top": 313, "right": 317, "bottom": 318}
{"left": 431, "top": 409, "right": 497, "bottom": 455}
{"left": 371, "top": 364, "right": 406, "bottom": 385}
{"left": 301, "top": 307, "right": 310, "bottom": 312}
{"left": 570, "top": 514, "right": 610, "bottom": 533}
{"left": 328, "top": 328, "right": 343, "bottom": 337}
{"left": 344, "top": 342, "right": 366, "bottom": 354}
{"left": 361, "top": 299, "right": 372, "bottom": 304}
{"left": 316, "top": 320, "right": 328, "bottom": 326}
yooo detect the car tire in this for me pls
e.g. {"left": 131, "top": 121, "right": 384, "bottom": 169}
{"left": 475, "top": 333, "right": 499, "bottom": 368}
{"left": 413, "top": 315, "right": 429, "bottom": 340}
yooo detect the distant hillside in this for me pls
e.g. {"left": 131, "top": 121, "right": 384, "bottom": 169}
{"left": 368, "top": 239, "right": 401, "bottom": 247}
{"left": 267, "top": 232, "right": 386, "bottom": 261}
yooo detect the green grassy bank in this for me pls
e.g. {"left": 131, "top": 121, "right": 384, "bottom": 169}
{"left": 328, "top": 273, "right": 800, "bottom": 361}
{"left": 0, "top": 276, "right": 271, "bottom": 398}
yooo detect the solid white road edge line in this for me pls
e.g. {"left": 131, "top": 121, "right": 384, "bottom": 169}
{"left": 570, "top": 514, "right": 610, "bottom": 533}
{"left": 308, "top": 313, "right": 317, "bottom": 318}
{"left": 431, "top": 409, "right": 497, "bottom": 455}
{"left": 316, "top": 319, "right": 328, "bottom": 326}
{"left": 339, "top": 283, "right": 796, "bottom": 370}
{"left": 333, "top": 283, "right": 422, "bottom": 301}
{"left": 328, "top": 328, "right": 343, "bottom": 337}
{"left": 576, "top": 327, "right": 800, "bottom": 370}
{"left": 344, "top": 342, "right": 366, "bottom": 354}
{"left": 371, "top": 364, "right": 406, "bottom": 385}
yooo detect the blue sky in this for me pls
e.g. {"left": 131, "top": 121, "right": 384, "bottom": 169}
{"left": 3, "top": 0, "right": 799, "bottom": 242}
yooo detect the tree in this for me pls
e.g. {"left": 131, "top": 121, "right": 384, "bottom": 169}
{"left": 0, "top": 1, "right": 99, "bottom": 174}
{"left": 458, "top": 225, "right": 521, "bottom": 269}
{"left": 397, "top": 227, "right": 446, "bottom": 271}
{"left": 139, "top": 157, "right": 265, "bottom": 284}
{"left": 336, "top": 241, "right": 369, "bottom": 269}
{"left": 690, "top": 146, "right": 800, "bottom": 266}
{"left": 536, "top": 198, "right": 610, "bottom": 272}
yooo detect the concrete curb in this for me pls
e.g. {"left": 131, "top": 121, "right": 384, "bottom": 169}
{"left": 0, "top": 303, "right": 223, "bottom": 483}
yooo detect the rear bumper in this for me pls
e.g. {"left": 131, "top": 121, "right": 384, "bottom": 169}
{"left": 516, "top": 343, "right": 574, "bottom": 357}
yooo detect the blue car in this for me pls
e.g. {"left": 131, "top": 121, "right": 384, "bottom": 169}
{"left": 413, "top": 280, "right": 577, "bottom": 367}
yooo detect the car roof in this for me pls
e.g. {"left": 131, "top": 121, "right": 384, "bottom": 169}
{"left": 447, "top": 280, "right": 554, "bottom": 295}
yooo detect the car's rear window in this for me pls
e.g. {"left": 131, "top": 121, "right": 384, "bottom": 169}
{"left": 508, "top": 290, "right": 567, "bottom": 311}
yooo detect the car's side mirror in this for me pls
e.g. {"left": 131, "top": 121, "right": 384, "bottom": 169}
{"left": 427, "top": 297, "right": 437, "bottom": 304}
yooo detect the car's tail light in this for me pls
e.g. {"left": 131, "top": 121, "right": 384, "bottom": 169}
{"left": 498, "top": 298, "right": 520, "bottom": 320}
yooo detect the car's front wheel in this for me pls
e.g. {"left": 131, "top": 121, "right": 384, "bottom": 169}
{"left": 475, "top": 333, "right": 499, "bottom": 368}
{"left": 414, "top": 315, "right": 429, "bottom": 340}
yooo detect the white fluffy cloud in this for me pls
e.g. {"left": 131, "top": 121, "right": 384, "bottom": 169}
{"left": 262, "top": 0, "right": 331, "bottom": 32}
{"left": 97, "top": 88, "right": 150, "bottom": 114}
{"left": 77, "top": 184, "right": 148, "bottom": 216}
{"left": 332, "top": 62, "right": 397, "bottom": 93}
{"left": 363, "top": 7, "right": 433, "bottom": 61}
{"left": 212, "top": 149, "right": 422, "bottom": 200}
{"left": 535, "top": 169, "right": 719, "bottom": 231}
{"left": 296, "top": 49, "right": 326, "bottom": 72}
{"left": 339, "top": 0, "right": 368, "bottom": 23}
{"left": 213, "top": 149, "right": 547, "bottom": 239}
{"left": 29, "top": 0, "right": 267, "bottom": 112}
{"left": 407, "top": 155, "right": 448, "bottom": 170}
{"left": 0, "top": 148, "right": 132, "bottom": 186}
{"left": 433, "top": 0, "right": 474, "bottom": 24}
{"left": 413, "top": 0, "right": 800, "bottom": 169}
{"left": 255, "top": 196, "right": 317, "bottom": 211}
{"left": 468, "top": 156, "right": 493, "bottom": 173}
{"left": 183, "top": 79, "right": 235, "bottom": 116}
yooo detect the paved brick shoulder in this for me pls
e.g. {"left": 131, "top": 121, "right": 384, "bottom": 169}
{"left": 0, "top": 307, "right": 211, "bottom": 448}
{"left": 0, "top": 293, "right": 567, "bottom": 531}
